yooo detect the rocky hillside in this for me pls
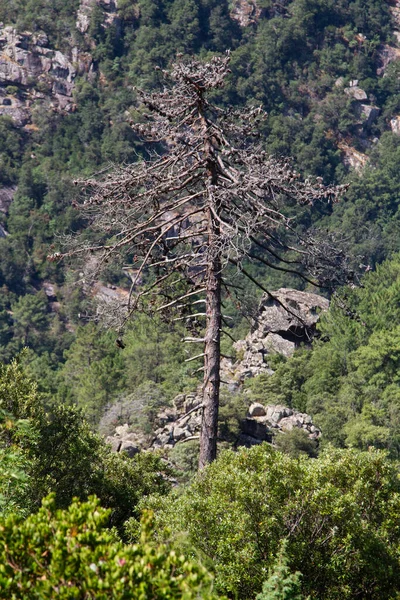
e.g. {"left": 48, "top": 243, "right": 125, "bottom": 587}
{"left": 0, "top": 27, "right": 90, "bottom": 126}
{"left": 104, "top": 288, "right": 325, "bottom": 458}
{"left": 223, "top": 289, "right": 329, "bottom": 382}
{"left": 1, "top": 0, "right": 400, "bottom": 437}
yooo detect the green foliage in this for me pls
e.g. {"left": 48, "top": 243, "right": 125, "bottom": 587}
{"left": 246, "top": 254, "right": 400, "bottom": 456}
{"left": 327, "top": 134, "right": 400, "bottom": 266}
{"left": 98, "top": 381, "right": 169, "bottom": 437}
{"left": 0, "top": 117, "right": 24, "bottom": 186}
{"left": 32, "top": 315, "right": 199, "bottom": 429}
{"left": 1, "top": 6, "right": 400, "bottom": 595}
{"left": 218, "top": 390, "right": 250, "bottom": 444}
{"left": 122, "top": 314, "right": 197, "bottom": 398}
{"left": 11, "top": 292, "right": 50, "bottom": 348}
{"left": 246, "top": 351, "right": 311, "bottom": 413}
{"left": 148, "top": 445, "right": 400, "bottom": 599}
{"left": 0, "top": 0, "right": 81, "bottom": 49}
{"left": 59, "top": 324, "right": 126, "bottom": 424}
{"left": 257, "top": 541, "right": 303, "bottom": 600}
{"left": 0, "top": 409, "right": 33, "bottom": 517}
{"left": 0, "top": 359, "right": 170, "bottom": 531}
{"left": 274, "top": 428, "right": 318, "bottom": 458}
{"left": 168, "top": 440, "right": 200, "bottom": 484}
{"left": 0, "top": 495, "right": 222, "bottom": 599}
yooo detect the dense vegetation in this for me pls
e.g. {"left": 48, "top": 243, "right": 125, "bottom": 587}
{"left": 145, "top": 445, "right": 400, "bottom": 599}
{"left": 2, "top": 0, "right": 400, "bottom": 597}
{"left": 0, "top": 497, "right": 221, "bottom": 599}
{"left": 4, "top": 360, "right": 400, "bottom": 599}
{"left": 247, "top": 253, "right": 400, "bottom": 457}
{"left": 2, "top": 0, "right": 400, "bottom": 418}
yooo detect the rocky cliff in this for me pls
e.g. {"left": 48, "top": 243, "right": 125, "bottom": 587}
{"left": 106, "top": 394, "right": 321, "bottom": 457}
{"left": 222, "top": 288, "right": 329, "bottom": 384}
{"left": 0, "top": 26, "right": 93, "bottom": 126}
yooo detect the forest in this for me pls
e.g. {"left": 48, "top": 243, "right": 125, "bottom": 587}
{"left": 1, "top": 0, "right": 400, "bottom": 597}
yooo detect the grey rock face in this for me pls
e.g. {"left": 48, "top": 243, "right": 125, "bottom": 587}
{"left": 377, "top": 44, "right": 400, "bottom": 76}
{"left": 230, "top": 0, "right": 262, "bottom": 27}
{"left": 0, "top": 186, "right": 17, "bottom": 213}
{"left": 106, "top": 392, "right": 204, "bottom": 456}
{"left": 236, "top": 433, "right": 263, "bottom": 447}
{"left": 222, "top": 288, "right": 328, "bottom": 381}
{"left": 248, "top": 402, "right": 266, "bottom": 417}
{"left": 241, "top": 418, "right": 272, "bottom": 441}
{"left": 344, "top": 85, "right": 368, "bottom": 101}
{"left": 76, "top": 0, "right": 120, "bottom": 34}
{"left": 0, "top": 27, "right": 77, "bottom": 87}
{"left": 391, "top": 116, "right": 400, "bottom": 135}
{"left": 355, "top": 103, "right": 380, "bottom": 129}
{"left": 266, "top": 405, "right": 293, "bottom": 423}
{"left": 76, "top": 0, "right": 96, "bottom": 33}
{"left": 172, "top": 426, "right": 187, "bottom": 441}
{"left": 120, "top": 440, "right": 140, "bottom": 457}
{"left": 105, "top": 436, "right": 122, "bottom": 453}
{"left": 240, "top": 403, "right": 321, "bottom": 447}
{"left": 0, "top": 25, "right": 93, "bottom": 126}
{"left": 105, "top": 391, "right": 320, "bottom": 458}
{"left": 115, "top": 424, "right": 129, "bottom": 437}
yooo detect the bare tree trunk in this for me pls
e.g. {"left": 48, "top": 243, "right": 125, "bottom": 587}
{"left": 64, "top": 55, "right": 349, "bottom": 469}
{"left": 199, "top": 233, "right": 222, "bottom": 469}
{"left": 199, "top": 132, "right": 222, "bottom": 467}
{"left": 199, "top": 124, "right": 222, "bottom": 469}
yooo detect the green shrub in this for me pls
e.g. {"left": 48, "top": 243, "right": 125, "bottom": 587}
{"left": 257, "top": 540, "right": 303, "bottom": 600}
{"left": 147, "top": 445, "right": 400, "bottom": 599}
{"left": 0, "top": 359, "right": 170, "bottom": 532}
{"left": 0, "top": 494, "right": 223, "bottom": 599}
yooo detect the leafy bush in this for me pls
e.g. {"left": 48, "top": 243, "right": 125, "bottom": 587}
{"left": 0, "top": 359, "right": 170, "bottom": 531}
{"left": 0, "top": 494, "right": 223, "bottom": 599}
{"left": 257, "top": 541, "right": 303, "bottom": 600}
{"left": 147, "top": 444, "right": 400, "bottom": 599}
{"left": 274, "top": 428, "right": 318, "bottom": 458}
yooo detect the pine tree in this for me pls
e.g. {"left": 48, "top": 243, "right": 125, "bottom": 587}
{"left": 54, "top": 53, "right": 348, "bottom": 468}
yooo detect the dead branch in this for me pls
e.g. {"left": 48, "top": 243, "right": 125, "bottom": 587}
{"left": 60, "top": 52, "right": 349, "bottom": 469}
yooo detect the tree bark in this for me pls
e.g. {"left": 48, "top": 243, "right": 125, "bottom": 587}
{"left": 199, "top": 138, "right": 222, "bottom": 468}
{"left": 199, "top": 229, "right": 222, "bottom": 469}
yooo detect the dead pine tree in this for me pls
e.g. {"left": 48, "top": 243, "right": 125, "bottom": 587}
{"left": 54, "top": 53, "right": 349, "bottom": 469}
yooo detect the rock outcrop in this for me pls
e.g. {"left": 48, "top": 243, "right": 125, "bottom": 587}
{"left": 377, "top": 1, "right": 400, "bottom": 75}
{"left": 240, "top": 402, "right": 321, "bottom": 447}
{"left": 106, "top": 395, "right": 321, "bottom": 457}
{"left": 0, "top": 25, "right": 93, "bottom": 125}
{"left": 223, "top": 288, "right": 328, "bottom": 382}
{"left": 343, "top": 81, "right": 380, "bottom": 131}
{"left": 338, "top": 142, "right": 368, "bottom": 172}
{"left": 105, "top": 288, "right": 327, "bottom": 457}
{"left": 0, "top": 186, "right": 17, "bottom": 213}
{"left": 106, "top": 424, "right": 142, "bottom": 457}
{"left": 105, "top": 392, "right": 203, "bottom": 454}
{"left": 230, "top": 0, "right": 262, "bottom": 27}
{"left": 76, "top": 0, "right": 120, "bottom": 34}
{"left": 0, "top": 0, "right": 125, "bottom": 130}
{"left": 391, "top": 115, "right": 400, "bottom": 135}
{"left": 344, "top": 82, "right": 368, "bottom": 102}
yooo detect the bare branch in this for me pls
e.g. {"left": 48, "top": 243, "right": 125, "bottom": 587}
{"left": 184, "top": 353, "right": 206, "bottom": 362}
{"left": 157, "top": 289, "right": 207, "bottom": 312}
{"left": 60, "top": 52, "right": 349, "bottom": 468}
